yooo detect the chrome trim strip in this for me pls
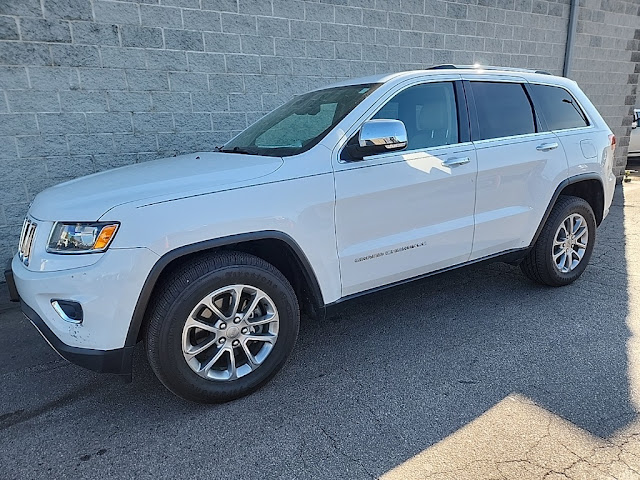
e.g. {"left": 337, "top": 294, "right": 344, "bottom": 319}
{"left": 51, "top": 300, "right": 82, "bottom": 324}
{"left": 18, "top": 218, "right": 37, "bottom": 266}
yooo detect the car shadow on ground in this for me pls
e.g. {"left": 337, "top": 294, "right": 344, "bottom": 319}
{"left": 0, "top": 186, "right": 634, "bottom": 479}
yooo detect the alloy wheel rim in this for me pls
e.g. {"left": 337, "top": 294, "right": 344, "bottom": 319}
{"left": 182, "top": 285, "right": 279, "bottom": 381}
{"left": 552, "top": 213, "right": 589, "bottom": 274}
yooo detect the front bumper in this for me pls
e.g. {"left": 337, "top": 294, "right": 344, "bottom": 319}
{"left": 4, "top": 265, "right": 134, "bottom": 374}
{"left": 9, "top": 247, "right": 159, "bottom": 374}
{"left": 22, "top": 300, "right": 133, "bottom": 374}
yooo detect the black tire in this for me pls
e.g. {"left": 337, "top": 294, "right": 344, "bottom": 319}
{"left": 145, "top": 251, "right": 299, "bottom": 403}
{"left": 520, "top": 195, "right": 596, "bottom": 287}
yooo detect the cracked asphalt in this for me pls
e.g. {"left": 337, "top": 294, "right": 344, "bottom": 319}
{"left": 2, "top": 174, "right": 640, "bottom": 479}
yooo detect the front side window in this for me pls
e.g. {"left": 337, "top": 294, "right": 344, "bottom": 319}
{"left": 222, "top": 84, "right": 379, "bottom": 157}
{"left": 372, "top": 82, "right": 459, "bottom": 150}
{"left": 528, "top": 84, "right": 589, "bottom": 131}
{"left": 470, "top": 82, "right": 536, "bottom": 140}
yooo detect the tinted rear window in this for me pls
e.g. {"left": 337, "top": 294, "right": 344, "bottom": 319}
{"left": 470, "top": 82, "right": 536, "bottom": 140}
{"left": 528, "top": 84, "right": 589, "bottom": 131}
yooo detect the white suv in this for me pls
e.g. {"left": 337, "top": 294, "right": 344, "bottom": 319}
{"left": 6, "top": 66, "right": 617, "bottom": 403}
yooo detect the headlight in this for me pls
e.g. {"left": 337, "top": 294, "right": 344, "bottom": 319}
{"left": 47, "top": 222, "right": 119, "bottom": 254}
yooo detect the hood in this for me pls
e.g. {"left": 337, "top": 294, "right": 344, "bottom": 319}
{"left": 29, "top": 152, "right": 284, "bottom": 220}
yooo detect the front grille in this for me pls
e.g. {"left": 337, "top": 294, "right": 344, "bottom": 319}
{"left": 18, "top": 218, "right": 37, "bottom": 266}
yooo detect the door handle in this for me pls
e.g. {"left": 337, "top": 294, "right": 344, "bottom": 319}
{"left": 442, "top": 156, "right": 470, "bottom": 167}
{"left": 536, "top": 142, "right": 559, "bottom": 152}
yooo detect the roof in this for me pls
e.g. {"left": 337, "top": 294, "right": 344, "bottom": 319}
{"left": 327, "top": 65, "right": 567, "bottom": 89}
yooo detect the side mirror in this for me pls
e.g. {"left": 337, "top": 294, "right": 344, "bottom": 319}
{"left": 632, "top": 121, "right": 637, "bottom": 129}
{"left": 344, "top": 119, "right": 408, "bottom": 160}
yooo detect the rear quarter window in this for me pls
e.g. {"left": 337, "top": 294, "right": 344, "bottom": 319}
{"left": 528, "top": 84, "right": 589, "bottom": 131}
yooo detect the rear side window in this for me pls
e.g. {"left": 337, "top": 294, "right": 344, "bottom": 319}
{"left": 528, "top": 84, "right": 589, "bottom": 131}
{"left": 470, "top": 82, "right": 536, "bottom": 140}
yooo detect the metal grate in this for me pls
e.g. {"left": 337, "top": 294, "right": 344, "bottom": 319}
{"left": 18, "top": 218, "right": 37, "bottom": 266}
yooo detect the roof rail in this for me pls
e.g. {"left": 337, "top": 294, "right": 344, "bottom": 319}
{"left": 426, "top": 64, "right": 458, "bottom": 70}
{"left": 425, "top": 64, "right": 552, "bottom": 75}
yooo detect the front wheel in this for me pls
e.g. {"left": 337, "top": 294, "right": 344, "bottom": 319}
{"left": 520, "top": 195, "right": 596, "bottom": 286}
{"left": 145, "top": 251, "right": 300, "bottom": 403}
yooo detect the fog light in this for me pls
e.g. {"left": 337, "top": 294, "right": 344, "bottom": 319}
{"left": 51, "top": 300, "right": 83, "bottom": 324}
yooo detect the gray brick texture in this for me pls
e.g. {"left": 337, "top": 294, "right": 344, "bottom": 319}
{"left": 0, "top": 0, "right": 638, "bottom": 263}
{"left": 570, "top": 1, "right": 640, "bottom": 176}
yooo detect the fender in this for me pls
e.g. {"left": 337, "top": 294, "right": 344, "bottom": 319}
{"left": 124, "top": 230, "right": 325, "bottom": 348}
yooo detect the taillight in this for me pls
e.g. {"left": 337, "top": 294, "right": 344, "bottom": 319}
{"left": 609, "top": 134, "right": 616, "bottom": 152}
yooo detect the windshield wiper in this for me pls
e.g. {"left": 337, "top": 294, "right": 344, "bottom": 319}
{"left": 219, "top": 146, "right": 253, "bottom": 154}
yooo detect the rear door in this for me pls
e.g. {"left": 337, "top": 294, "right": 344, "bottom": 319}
{"left": 465, "top": 77, "right": 568, "bottom": 260}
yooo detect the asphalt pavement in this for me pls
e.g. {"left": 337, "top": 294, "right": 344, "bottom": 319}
{"left": 1, "top": 179, "right": 640, "bottom": 479}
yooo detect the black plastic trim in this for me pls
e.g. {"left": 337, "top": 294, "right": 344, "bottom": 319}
{"left": 454, "top": 80, "right": 470, "bottom": 143}
{"left": 124, "top": 230, "right": 325, "bottom": 347}
{"left": 21, "top": 300, "right": 133, "bottom": 374}
{"left": 523, "top": 82, "right": 549, "bottom": 132}
{"left": 462, "top": 80, "right": 479, "bottom": 141}
{"left": 426, "top": 64, "right": 457, "bottom": 70}
{"left": 521, "top": 82, "right": 545, "bottom": 133}
{"left": 4, "top": 262, "right": 19, "bottom": 302}
{"left": 528, "top": 172, "right": 604, "bottom": 247}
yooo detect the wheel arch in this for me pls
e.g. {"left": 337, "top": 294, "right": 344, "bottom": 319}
{"left": 558, "top": 177, "right": 605, "bottom": 226}
{"left": 125, "top": 231, "right": 325, "bottom": 347}
{"left": 530, "top": 173, "right": 605, "bottom": 249}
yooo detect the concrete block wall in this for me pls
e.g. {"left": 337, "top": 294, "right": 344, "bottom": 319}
{"left": 570, "top": 0, "right": 640, "bottom": 175}
{"left": 0, "top": 0, "right": 638, "bottom": 264}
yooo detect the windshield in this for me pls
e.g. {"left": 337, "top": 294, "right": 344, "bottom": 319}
{"left": 221, "top": 83, "right": 380, "bottom": 157}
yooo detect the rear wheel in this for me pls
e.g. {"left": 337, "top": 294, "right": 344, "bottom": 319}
{"left": 520, "top": 195, "right": 596, "bottom": 286}
{"left": 145, "top": 251, "right": 299, "bottom": 403}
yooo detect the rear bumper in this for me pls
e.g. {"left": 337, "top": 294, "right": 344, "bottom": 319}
{"left": 21, "top": 300, "right": 133, "bottom": 374}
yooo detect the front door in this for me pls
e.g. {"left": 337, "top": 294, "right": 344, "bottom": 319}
{"left": 333, "top": 80, "right": 478, "bottom": 297}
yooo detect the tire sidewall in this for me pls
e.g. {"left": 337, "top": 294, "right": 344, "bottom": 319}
{"left": 154, "top": 264, "right": 299, "bottom": 402}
